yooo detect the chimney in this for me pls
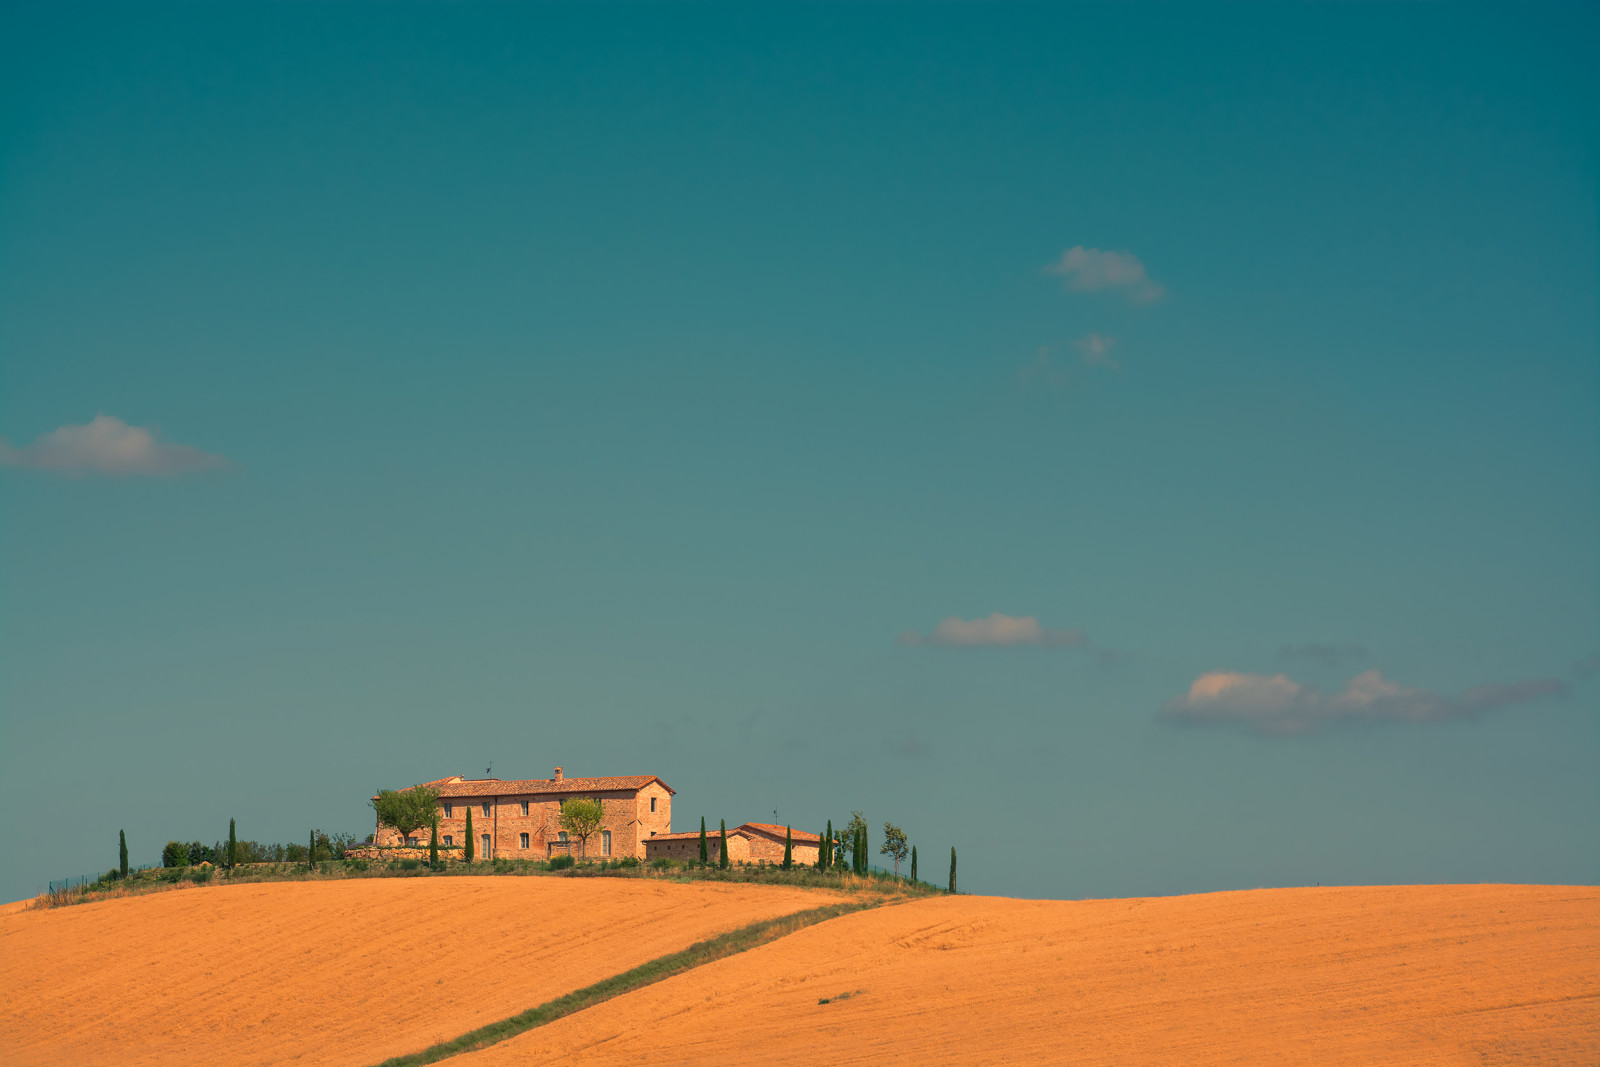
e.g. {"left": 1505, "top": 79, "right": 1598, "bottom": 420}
{"left": 553, "top": 766, "right": 563, "bottom": 781}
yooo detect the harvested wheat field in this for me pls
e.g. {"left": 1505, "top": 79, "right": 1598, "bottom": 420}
{"left": 0, "top": 877, "right": 843, "bottom": 1067}
{"left": 457, "top": 883, "right": 1599, "bottom": 1067}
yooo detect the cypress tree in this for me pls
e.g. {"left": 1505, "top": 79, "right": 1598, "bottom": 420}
{"left": 309, "top": 829, "right": 316, "bottom": 870}
{"left": 783, "top": 826, "right": 793, "bottom": 870}
{"left": 856, "top": 825, "right": 866, "bottom": 875}
{"left": 911, "top": 845, "right": 918, "bottom": 884}
{"left": 228, "top": 818, "right": 237, "bottom": 870}
{"left": 949, "top": 846, "right": 957, "bottom": 893}
{"left": 465, "top": 808, "right": 475, "bottom": 864}
{"left": 119, "top": 829, "right": 129, "bottom": 880}
{"left": 698, "top": 816, "right": 708, "bottom": 866}
{"left": 718, "top": 819, "right": 729, "bottom": 870}
{"left": 824, "top": 820, "right": 833, "bottom": 872}
{"left": 816, "top": 826, "right": 826, "bottom": 871}
{"left": 429, "top": 817, "right": 439, "bottom": 869}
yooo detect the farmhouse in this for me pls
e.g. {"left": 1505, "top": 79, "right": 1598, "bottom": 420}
{"left": 373, "top": 767, "right": 673, "bottom": 860}
{"left": 645, "top": 823, "right": 821, "bottom": 867}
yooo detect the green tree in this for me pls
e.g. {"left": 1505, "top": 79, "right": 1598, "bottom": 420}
{"left": 465, "top": 807, "right": 475, "bottom": 864}
{"left": 949, "top": 846, "right": 957, "bottom": 893}
{"left": 228, "top": 818, "right": 238, "bottom": 870}
{"left": 698, "top": 816, "right": 708, "bottom": 866}
{"left": 718, "top": 819, "right": 729, "bottom": 870}
{"left": 823, "top": 819, "right": 833, "bottom": 872}
{"left": 119, "top": 830, "right": 129, "bottom": 879}
{"left": 857, "top": 825, "right": 868, "bottom": 875}
{"left": 308, "top": 829, "right": 315, "bottom": 871}
{"left": 558, "top": 796, "right": 605, "bottom": 859}
{"left": 371, "top": 784, "right": 443, "bottom": 849}
{"left": 879, "top": 822, "right": 908, "bottom": 876}
{"left": 428, "top": 817, "right": 440, "bottom": 869}
{"left": 162, "top": 840, "right": 189, "bottom": 868}
{"left": 910, "top": 845, "right": 918, "bottom": 884}
{"left": 783, "top": 826, "right": 793, "bottom": 870}
{"left": 840, "top": 811, "right": 867, "bottom": 873}
{"left": 816, "top": 824, "right": 827, "bottom": 871}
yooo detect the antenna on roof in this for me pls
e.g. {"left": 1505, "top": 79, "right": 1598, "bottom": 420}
{"left": 487, "top": 762, "right": 493, "bottom": 777}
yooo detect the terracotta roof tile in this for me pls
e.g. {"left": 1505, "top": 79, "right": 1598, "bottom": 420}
{"left": 739, "top": 823, "right": 821, "bottom": 843}
{"left": 398, "top": 775, "right": 675, "bottom": 798}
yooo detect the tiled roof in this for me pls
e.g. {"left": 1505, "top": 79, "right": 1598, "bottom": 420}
{"left": 645, "top": 823, "right": 821, "bottom": 844}
{"left": 405, "top": 775, "right": 675, "bottom": 798}
{"left": 740, "top": 822, "right": 821, "bottom": 843}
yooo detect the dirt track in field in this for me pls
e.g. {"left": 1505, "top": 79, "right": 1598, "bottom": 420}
{"left": 455, "top": 884, "right": 1599, "bottom": 1067}
{"left": 0, "top": 877, "right": 842, "bottom": 1067}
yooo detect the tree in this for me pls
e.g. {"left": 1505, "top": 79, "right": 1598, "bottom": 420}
{"left": 559, "top": 796, "right": 605, "bottom": 859}
{"left": 162, "top": 841, "right": 189, "bottom": 868}
{"left": 465, "top": 807, "right": 475, "bottom": 864}
{"left": 371, "top": 784, "right": 443, "bottom": 849}
{"left": 879, "top": 822, "right": 908, "bottom": 876}
{"left": 841, "top": 811, "right": 867, "bottom": 874}
{"left": 783, "top": 826, "right": 793, "bottom": 870}
{"left": 910, "top": 845, "right": 918, "bottom": 884}
{"left": 428, "top": 817, "right": 440, "bottom": 870}
{"left": 949, "top": 847, "right": 957, "bottom": 893}
{"left": 228, "top": 818, "right": 238, "bottom": 870}
{"left": 119, "top": 830, "right": 129, "bottom": 880}
{"left": 698, "top": 816, "right": 708, "bottom": 866}
{"left": 308, "top": 829, "right": 315, "bottom": 871}
{"left": 718, "top": 819, "right": 729, "bottom": 870}
{"left": 857, "top": 825, "right": 868, "bottom": 875}
{"left": 816, "top": 824, "right": 827, "bottom": 871}
{"left": 823, "top": 819, "right": 833, "bottom": 872}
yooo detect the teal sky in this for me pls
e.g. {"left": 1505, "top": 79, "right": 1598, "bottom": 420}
{"left": 2, "top": 4, "right": 1595, "bottom": 903}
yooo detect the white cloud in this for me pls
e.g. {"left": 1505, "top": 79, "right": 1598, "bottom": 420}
{"left": 899, "top": 612, "right": 1088, "bottom": 648}
{"left": 1074, "top": 333, "right": 1120, "bottom": 371}
{"left": 1162, "top": 668, "right": 1566, "bottom": 735}
{"left": 1045, "top": 246, "right": 1164, "bottom": 303}
{"left": 0, "top": 415, "right": 228, "bottom": 477}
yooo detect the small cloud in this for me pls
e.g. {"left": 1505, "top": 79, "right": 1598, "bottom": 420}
{"left": 1161, "top": 668, "right": 1566, "bottom": 736}
{"left": 1044, "top": 246, "right": 1164, "bottom": 303}
{"left": 0, "top": 416, "right": 227, "bottom": 477}
{"left": 1277, "top": 643, "right": 1369, "bottom": 668}
{"left": 1074, "top": 333, "right": 1120, "bottom": 372}
{"left": 899, "top": 612, "right": 1088, "bottom": 649}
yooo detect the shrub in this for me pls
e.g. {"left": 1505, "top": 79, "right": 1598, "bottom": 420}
{"left": 400, "top": 858, "right": 421, "bottom": 871}
{"left": 618, "top": 855, "right": 640, "bottom": 868}
{"left": 193, "top": 866, "right": 212, "bottom": 884}
{"left": 348, "top": 859, "right": 370, "bottom": 872}
{"left": 548, "top": 854, "right": 574, "bottom": 871}
{"left": 650, "top": 856, "right": 673, "bottom": 870}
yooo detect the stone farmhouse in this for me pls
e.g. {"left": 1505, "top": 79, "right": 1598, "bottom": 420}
{"left": 645, "top": 823, "right": 821, "bottom": 867}
{"left": 372, "top": 767, "right": 674, "bottom": 860}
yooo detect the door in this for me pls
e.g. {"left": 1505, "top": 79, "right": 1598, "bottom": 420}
{"left": 481, "top": 833, "right": 491, "bottom": 859}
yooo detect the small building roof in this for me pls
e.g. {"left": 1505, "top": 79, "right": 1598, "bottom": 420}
{"left": 644, "top": 823, "right": 821, "bottom": 844}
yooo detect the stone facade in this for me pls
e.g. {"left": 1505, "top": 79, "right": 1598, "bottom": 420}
{"left": 373, "top": 768, "right": 674, "bottom": 861}
{"left": 644, "top": 823, "right": 820, "bottom": 867}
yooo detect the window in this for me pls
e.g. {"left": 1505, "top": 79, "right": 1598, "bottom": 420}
{"left": 443, "top": 835, "right": 453, "bottom": 846}
{"left": 444, "top": 803, "right": 453, "bottom": 818}
{"left": 602, "top": 830, "right": 612, "bottom": 856}
{"left": 481, "top": 833, "right": 491, "bottom": 857}
{"left": 482, "top": 802, "right": 491, "bottom": 816}
{"left": 558, "top": 831, "right": 568, "bottom": 843}
{"left": 520, "top": 801, "right": 529, "bottom": 816}
{"left": 650, "top": 797, "right": 656, "bottom": 813}
{"left": 519, "top": 832, "right": 529, "bottom": 849}
{"left": 405, "top": 837, "right": 418, "bottom": 847}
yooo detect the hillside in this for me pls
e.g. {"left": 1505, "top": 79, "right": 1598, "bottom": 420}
{"left": 0, "top": 876, "right": 844, "bottom": 1067}
{"left": 454, "top": 883, "right": 1599, "bottom": 1066}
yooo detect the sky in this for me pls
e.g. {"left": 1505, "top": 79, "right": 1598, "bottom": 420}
{"left": 1, "top": 4, "right": 1595, "bottom": 904}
